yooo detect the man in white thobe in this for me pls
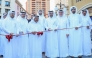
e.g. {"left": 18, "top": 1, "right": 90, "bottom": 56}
{"left": 80, "top": 9, "right": 92, "bottom": 56}
{"left": 37, "top": 10, "right": 46, "bottom": 53}
{"left": 45, "top": 11, "right": 59, "bottom": 58}
{"left": 27, "top": 14, "right": 34, "bottom": 23}
{"left": 0, "top": 13, "right": 7, "bottom": 57}
{"left": 28, "top": 15, "right": 44, "bottom": 58}
{"left": 68, "top": 6, "right": 83, "bottom": 58}
{"left": 2, "top": 11, "right": 18, "bottom": 58}
{"left": 57, "top": 10, "right": 69, "bottom": 57}
{"left": 17, "top": 12, "right": 29, "bottom": 58}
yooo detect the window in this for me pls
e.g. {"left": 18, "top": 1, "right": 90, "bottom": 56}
{"left": 32, "top": 2, "right": 35, "bottom": 3}
{"left": 5, "top": 1, "right": 10, "bottom": 7}
{"left": 5, "top": 9, "right": 10, "bottom": 13}
{"left": 32, "top": 0, "right": 35, "bottom": 1}
{"left": 32, "top": 3, "right": 35, "bottom": 5}
{"left": 0, "top": 8, "right": 1, "bottom": 13}
{"left": 0, "top": 0, "right": 1, "bottom": 5}
{"left": 42, "top": 2, "right": 45, "bottom": 4}
{"left": 42, "top": 0, "right": 45, "bottom": 1}
{"left": 42, "top": 5, "right": 45, "bottom": 7}
{"left": 32, "top": 5, "right": 35, "bottom": 7}
{"left": 0, "top": 16, "right": 1, "bottom": 19}
{"left": 76, "top": 0, "right": 81, "bottom": 3}
{"left": 32, "top": 8, "right": 35, "bottom": 10}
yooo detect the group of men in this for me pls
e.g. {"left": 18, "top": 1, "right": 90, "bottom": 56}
{"left": 0, "top": 6, "right": 92, "bottom": 58}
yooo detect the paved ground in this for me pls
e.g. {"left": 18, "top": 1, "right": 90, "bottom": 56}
{"left": 42, "top": 56, "right": 92, "bottom": 58}
{"left": 42, "top": 55, "right": 92, "bottom": 58}
{"left": 0, "top": 55, "right": 92, "bottom": 58}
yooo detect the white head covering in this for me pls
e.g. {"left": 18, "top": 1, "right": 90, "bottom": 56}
{"left": 57, "top": 9, "right": 65, "bottom": 17}
{"left": 17, "top": 12, "right": 26, "bottom": 21}
{"left": 5, "top": 10, "right": 16, "bottom": 20}
{"left": 32, "top": 15, "right": 39, "bottom": 22}
{"left": 37, "top": 10, "right": 44, "bottom": 16}
{"left": 80, "top": 9, "right": 90, "bottom": 18}
{"left": 70, "top": 6, "right": 77, "bottom": 14}
{"left": 48, "top": 10, "right": 56, "bottom": 18}
{"left": 1, "top": 13, "right": 7, "bottom": 20}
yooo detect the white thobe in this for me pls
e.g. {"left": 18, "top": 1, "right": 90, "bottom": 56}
{"left": 39, "top": 15, "right": 46, "bottom": 52}
{"left": 0, "top": 19, "right": 6, "bottom": 55}
{"left": 45, "top": 17, "right": 59, "bottom": 57}
{"left": 0, "top": 20, "right": 3, "bottom": 55}
{"left": 2, "top": 18, "right": 18, "bottom": 58}
{"left": 81, "top": 16, "right": 92, "bottom": 56}
{"left": 68, "top": 14, "right": 83, "bottom": 57}
{"left": 57, "top": 16, "right": 69, "bottom": 57}
{"left": 17, "top": 18, "right": 29, "bottom": 58}
{"left": 28, "top": 21, "right": 43, "bottom": 58}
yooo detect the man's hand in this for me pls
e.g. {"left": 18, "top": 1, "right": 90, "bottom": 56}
{"left": 54, "top": 29, "right": 57, "bottom": 31}
{"left": 10, "top": 33, "right": 13, "bottom": 35}
{"left": 16, "top": 34, "right": 19, "bottom": 37}
{"left": 32, "top": 31, "right": 37, "bottom": 35}
{"left": 87, "top": 26, "right": 90, "bottom": 29}
{"left": 48, "top": 28, "right": 52, "bottom": 31}
{"left": 75, "top": 27, "right": 78, "bottom": 30}
{"left": 19, "top": 31, "right": 24, "bottom": 35}
{"left": 66, "top": 34, "right": 69, "bottom": 38}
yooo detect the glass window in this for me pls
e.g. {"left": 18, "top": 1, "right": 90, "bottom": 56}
{"left": 0, "top": 0, "right": 1, "bottom": 5}
{"left": 0, "top": 8, "right": 1, "bottom": 13}
{"left": 42, "top": 0, "right": 45, "bottom": 1}
{"left": 5, "top": 1, "right": 10, "bottom": 7}
{"left": 5, "top": 9, "right": 10, "bottom": 13}
{"left": 76, "top": 0, "right": 82, "bottom": 3}
{"left": 0, "top": 16, "right": 1, "bottom": 19}
{"left": 32, "top": 0, "right": 35, "bottom": 1}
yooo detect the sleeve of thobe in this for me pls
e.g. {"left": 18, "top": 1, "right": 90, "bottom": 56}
{"left": 88, "top": 17, "right": 92, "bottom": 29}
{"left": 78, "top": 15, "right": 82, "bottom": 27}
{"left": 0, "top": 22, "right": 2, "bottom": 31}
{"left": 15, "top": 21, "right": 20, "bottom": 34}
{"left": 27, "top": 23, "right": 33, "bottom": 33}
{"left": 26, "top": 23, "right": 31, "bottom": 33}
{"left": 43, "top": 18, "right": 46, "bottom": 30}
{"left": 16, "top": 22, "right": 23, "bottom": 34}
{"left": 67, "top": 17, "right": 70, "bottom": 34}
{"left": 44, "top": 19, "right": 49, "bottom": 30}
{"left": 54, "top": 19, "right": 59, "bottom": 30}
{"left": 2, "top": 21, "right": 10, "bottom": 34}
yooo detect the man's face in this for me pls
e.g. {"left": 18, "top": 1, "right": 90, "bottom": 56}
{"left": 39, "top": 11, "right": 42, "bottom": 15}
{"left": 3, "top": 13, "right": 7, "bottom": 19}
{"left": 10, "top": 12, "right": 15, "bottom": 18}
{"left": 21, "top": 13, "right": 26, "bottom": 18}
{"left": 49, "top": 12, "right": 53, "bottom": 17}
{"left": 59, "top": 11, "right": 63, "bottom": 17}
{"left": 82, "top": 11, "right": 87, "bottom": 16}
{"left": 31, "top": 15, "right": 34, "bottom": 19}
{"left": 71, "top": 8, "right": 76, "bottom": 14}
{"left": 34, "top": 17, "right": 39, "bottom": 22}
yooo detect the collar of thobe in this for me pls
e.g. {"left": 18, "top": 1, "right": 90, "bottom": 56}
{"left": 7, "top": 17, "right": 15, "bottom": 21}
{"left": 32, "top": 21, "right": 40, "bottom": 24}
{"left": 70, "top": 13, "right": 77, "bottom": 16}
{"left": 57, "top": 16, "right": 64, "bottom": 18}
{"left": 82, "top": 15, "right": 89, "bottom": 19}
{"left": 49, "top": 17, "right": 54, "bottom": 19}
{"left": 19, "top": 18, "right": 26, "bottom": 21}
{"left": 39, "top": 15, "right": 45, "bottom": 18}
